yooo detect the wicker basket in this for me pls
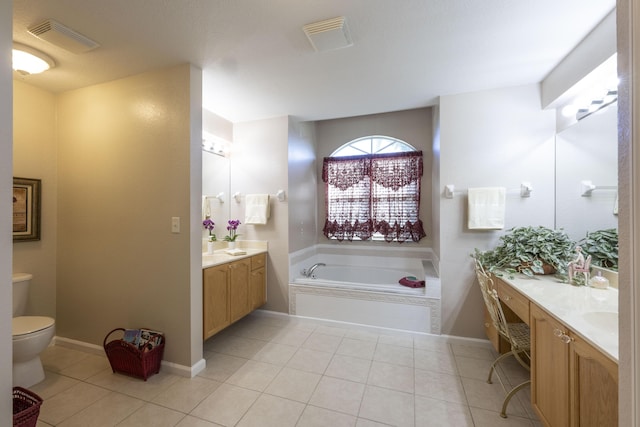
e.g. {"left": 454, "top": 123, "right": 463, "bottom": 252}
{"left": 13, "top": 387, "right": 42, "bottom": 427}
{"left": 103, "top": 328, "right": 165, "bottom": 381}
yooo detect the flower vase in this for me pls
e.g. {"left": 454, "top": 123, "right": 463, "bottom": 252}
{"left": 227, "top": 241, "right": 236, "bottom": 251}
{"left": 207, "top": 241, "right": 214, "bottom": 255}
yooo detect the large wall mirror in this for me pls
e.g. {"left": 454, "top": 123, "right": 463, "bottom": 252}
{"left": 202, "top": 150, "right": 230, "bottom": 233}
{"left": 555, "top": 102, "right": 618, "bottom": 241}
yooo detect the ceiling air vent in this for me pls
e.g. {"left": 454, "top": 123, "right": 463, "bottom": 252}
{"left": 28, "top": 19, "right": 100, "bottom": 54}
{"left": 303, "top": 17, "right": 353, "bottom": 52}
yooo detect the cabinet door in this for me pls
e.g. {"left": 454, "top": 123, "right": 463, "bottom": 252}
{"left": 229, "top": 258, "right": 251, "bottom": 323}
{"left": 203, "top": 264, "right": 230, "bottom": 340}
{"left": 250, "top": 267, "right": 266, "bottom": 309}
{"left": 531, "top": 304, "right": 570, "bottom": 427}
{"left": 569, "top": 333, "right": 618, "bottom": 427}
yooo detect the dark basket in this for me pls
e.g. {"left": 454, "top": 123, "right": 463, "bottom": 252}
{"left": 103, "top": 328, "right": 165, "bottom": 381}
{"left": 13, "top": 387, "right": 42, "bottom": 427}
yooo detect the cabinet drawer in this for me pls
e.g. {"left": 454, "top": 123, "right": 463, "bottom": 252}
{"left": 496, "top": 278, "right": 529, "bottom": 325}
{"left": 251, "top": 253, "right": 266, "bottom": 270}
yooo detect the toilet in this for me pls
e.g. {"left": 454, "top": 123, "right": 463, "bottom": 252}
{"left": 12, "top": 273, "right": 55, "bottom": 388}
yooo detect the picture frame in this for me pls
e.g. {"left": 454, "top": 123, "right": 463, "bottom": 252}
{"left": 13, "top": 177, "right": 41, "bottom": 242}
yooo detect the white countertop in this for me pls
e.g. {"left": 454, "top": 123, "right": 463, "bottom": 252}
{"left": 202, "top": 240, "right": 268, "bottom": 269}
{"left": 498, "top": 273, "right": 618, "bottom": 362}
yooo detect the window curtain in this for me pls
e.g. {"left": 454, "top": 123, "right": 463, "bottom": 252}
{"left": 322, "top": 151, "right": 426, "bottom": 242}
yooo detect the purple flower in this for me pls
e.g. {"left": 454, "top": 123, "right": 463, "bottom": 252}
{"left": 203, "top": 218, "right": 215, "bottom": 232}
{"left": 224, "top": 219, "right": 241, "bottom": 242}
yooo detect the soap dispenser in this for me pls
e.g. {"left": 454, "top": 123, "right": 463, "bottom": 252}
{"left": 589, "top": 271, "right": 610, "bottom": 289}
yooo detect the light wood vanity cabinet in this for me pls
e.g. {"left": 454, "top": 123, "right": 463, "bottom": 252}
{"left": 203, "top": 254, "right": 267, "bottom": 340}
{"left": 530, "top": 304, "right": 618, "bottom": 427}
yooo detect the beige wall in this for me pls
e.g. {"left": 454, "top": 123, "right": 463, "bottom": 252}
{"left": 56, "top": 64, "right": 201, "bottom": 367}
{"left": 13, "top": 81, "right": 58, "bottom": 318}
{"left": 1, "top": 1, "right": 12, "bottom": 419}
{"left": 438, "top": 84, "right": 556, "bottom": 338}
{"left": 314, "top": 108, "right": 434, "bottom": 249}
{"left": 287, "top": 119, "right": 317, "bottom": 253}
{"left": 230, "top": 116, "right": 290, "bottom": 312}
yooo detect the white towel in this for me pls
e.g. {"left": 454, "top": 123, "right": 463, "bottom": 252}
{"left": 468, "top": 187, "right": 506, "bottom": 230}
{"left": 245, "top": 194, "right": 270, "bottom": 224}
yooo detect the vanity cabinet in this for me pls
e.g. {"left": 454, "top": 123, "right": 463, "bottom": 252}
{"left": 203, "top": 254, "right": 267, "bottom": 340}
{"left": 530, "top": 304, "right": 618, "bottom": 427}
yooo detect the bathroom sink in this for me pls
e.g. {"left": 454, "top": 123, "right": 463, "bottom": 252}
{"left": 580, "top": 311, "right": 618, "bottom": 334}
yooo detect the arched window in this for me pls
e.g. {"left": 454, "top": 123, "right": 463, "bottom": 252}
{"left": 322, "top": 136, "right": 426, "bottom": 243}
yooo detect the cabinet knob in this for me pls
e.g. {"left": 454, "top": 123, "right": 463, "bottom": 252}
{"left": 553, "top": 328, "right": 563, "bottom": 338}
{"left": 560, "top": 334, "right": 574, "bottom": 344}
{"left": 503, "top": 295, "right": 511, "bottom": 301}
{"left": 484, "top": 322, "right": 490, "bottom": 328}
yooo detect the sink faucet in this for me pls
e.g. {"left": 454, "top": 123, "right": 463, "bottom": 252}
{"left": 302, "top": 263, "right": 326, "bottom": 278}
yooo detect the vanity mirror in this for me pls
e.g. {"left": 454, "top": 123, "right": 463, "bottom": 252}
{"left": 202, "top": 150, "right": 230, "bottom": 235}
{"left": 555, "top": 102, "right": 618, "bottom": 242}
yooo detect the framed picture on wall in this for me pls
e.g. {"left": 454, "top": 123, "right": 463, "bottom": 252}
{"left": 13, "top": 177, "right": 41, "bottom": 242}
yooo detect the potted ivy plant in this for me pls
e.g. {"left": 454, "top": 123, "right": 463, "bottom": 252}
{"left": 473, "top": 226, "right": 576, "bottom": 278}
{"left": 578, "top": 228, "right": 618, "bottom": 271}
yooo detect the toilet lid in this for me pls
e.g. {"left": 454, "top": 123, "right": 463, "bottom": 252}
{"left": 12, "top": 316, "right": 55, "bottom": 336}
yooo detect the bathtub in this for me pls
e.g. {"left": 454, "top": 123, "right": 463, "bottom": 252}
{"left": 289, "top": 245, "right": 441, "bottom": 334}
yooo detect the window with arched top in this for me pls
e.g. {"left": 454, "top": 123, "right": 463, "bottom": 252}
{"left": 322, "top": 136, "right": 426, "bottom": 243}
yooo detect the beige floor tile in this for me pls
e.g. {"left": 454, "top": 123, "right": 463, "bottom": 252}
{"left": 297, "top": 405, "right": 357, "bottom": 427}
{"left": 198, "top": 352, "right": 248, "bottom": 382}
{"left": 325, "top": 354, "right": 372, "bottom": 383}
{"left": 309, "top": 376, "right": 366, "bottom": 415}
{"left": 30, "top": 371, "right": 80, "bottom": 400}
{"left": 414, "top": 348, "right": 458, "bottom": 375}
{"left": 207, "top": 335, "right": 267, "bottom": 358}
{"left": 358, "top": 385, "right": 415, "bottom": 427}
{"left": 461, "top": 376, "right": 530, "bottom": 418}
{"left": 355, "top": 419, "right": 392, "bottom": 427}
{"left": 38, "top": 382, "right": 111, "bottom": 425}
{"left": 152, "top": 376, "right": 221, "bottom": 413}
{"left": 41, "top": 346, "right": 91, "bottom": 373}
{"left": 470, "top": 406, "right": 535, "bottom": 427}
{"left": 302, "top": 332, "right": 343, "bottom": 353}
{"left": 367, "top": 361, "right": 414, "bottom": 393}
{"left": 226, "top": 360, "right": 281, "bottom": 391}
{"left": 286, "top": 347, "right": 333, "bottom": 374}
{"left": 251, "top": 342, "right": 297, "bottom": 365}
{"left": 264, "top": 367, "right": 321, "bottom": 403}
{"left": 451, "top": 343, "right": 497, "bottom": 360}
{"left": 377, "top": 333, "right": 413, "bottom": 348}
{"left": 414, "top": 368, "right": 467, "bottom": 405}
{"left": 337, "top": 338, "right": 377, "bottom": 359}
{"left": 236, "top": 394, "right": 305, "bottom": 427}
{"left": 117, "top": 402, "right": 186, "bottom": 426}
{"left": 270, "top": 327, "right": 313, "bottom": 347}
{"left": 232, "top": 322, "right": 281, "bottom": 341}
{"left": 373, "top": 343, "right": 414, "bottom": 367}
{"left": 413, "top": 336, "right": 451, "bottom": 354}
{"left": 113, "top": 371, "right": 182, "bottom": 401}
{"left": 344, "top": 329, "right": 380, "bottom": 343}
{"left": 455, "top": 355, "right": 496, "bottom": 381}
{"left": 316, "top": 325, "right": 349, "bottom": 337}
{"left": 415, "top": 395, "right": 474, "bottom": 426}
{"left": 56, "top": 392, "right": 144, "bottom": 426}
{"left": 175, "top": 415, "right": 221, "bottom": 426}
{"left": 190, "top": 383, "right": 259, "bottom": 426}
{"left": 59, "top": 353, "right": 112, "bottom": 380}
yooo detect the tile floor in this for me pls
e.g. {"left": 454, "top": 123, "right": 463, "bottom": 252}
{"left": 31, "top": 311, "right": 543, "bottom": 426}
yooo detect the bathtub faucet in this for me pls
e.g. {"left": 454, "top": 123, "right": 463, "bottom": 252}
{"left": 302, "top": 263, "right": 326, "bottom": 278}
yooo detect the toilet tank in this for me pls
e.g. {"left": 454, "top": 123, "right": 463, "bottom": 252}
{"left": 12, "top": 273, "right": 33, "bottom": 317}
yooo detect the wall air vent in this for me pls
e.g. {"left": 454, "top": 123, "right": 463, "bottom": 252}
{"left": 303, "top": 17, "right": 353, "bottom": 52}
{"left": 28, "top": 19, "right": 100, "bottom": 54}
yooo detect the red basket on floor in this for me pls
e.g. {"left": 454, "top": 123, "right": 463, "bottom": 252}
{"left": 13, "top": 387, "right": 42, "bottom": 427}
{"left": 103, "top": 328, "right": 165, "bottom": 381}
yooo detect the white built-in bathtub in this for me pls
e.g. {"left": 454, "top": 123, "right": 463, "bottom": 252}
{"left": 289, "top": 245, "right": 441, "bottom": 334}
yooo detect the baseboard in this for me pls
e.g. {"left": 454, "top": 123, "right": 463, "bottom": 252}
{"left": 53, "top": 335, "right": 206, "bottom": 378}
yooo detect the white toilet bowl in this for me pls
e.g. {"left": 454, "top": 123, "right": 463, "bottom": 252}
{"left": 13, "top": 315, "right": 55, "bottom": 388}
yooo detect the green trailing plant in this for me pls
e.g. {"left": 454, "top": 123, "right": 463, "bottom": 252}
{"left": 472, "top": 226, "right": 576, "bottom": 278}
{"left": 579, "top": 228, "right": 618, "bottom": 271}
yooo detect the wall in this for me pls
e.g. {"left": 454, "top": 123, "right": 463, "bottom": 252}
{"left": 56, "top": 64, "right": 202, "bottom": 368}
{"left": 438, "top": 84, "right": 556, "bottom": 338}
{"left": 13, "top": 81, "right": 57, "bottom": 318}
{"left": 230, "top": 116, "right": 290, "bottom": 313}
{"left": 314, "top": 108, "right": 434, "bottom": 248}
{"left": 0, "top": 0, "right": 13, "bottom": 420}
{"left": 287, "top": 119, "right": 317, "bottom": 253}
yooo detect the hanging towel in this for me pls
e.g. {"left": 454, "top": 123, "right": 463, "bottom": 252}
{"left": 468, "top": 187, "right": 506, "bottom": 230}
{"left": 245, "top": 194, "right": 270, "bottom": 224}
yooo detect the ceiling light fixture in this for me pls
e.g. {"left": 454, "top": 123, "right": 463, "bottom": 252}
{"left": 303, "top": 17, "right": 353, "bottom": 52}
{"left": 12, "top": 43, "right": 55, "bottom": 75}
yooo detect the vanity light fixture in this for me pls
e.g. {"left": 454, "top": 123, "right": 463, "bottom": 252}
{"left": 12, "top": 43, "right": 55, "bottom": 75}
{"left": 202, "top": 132, "right": 231, "bottom": 157}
